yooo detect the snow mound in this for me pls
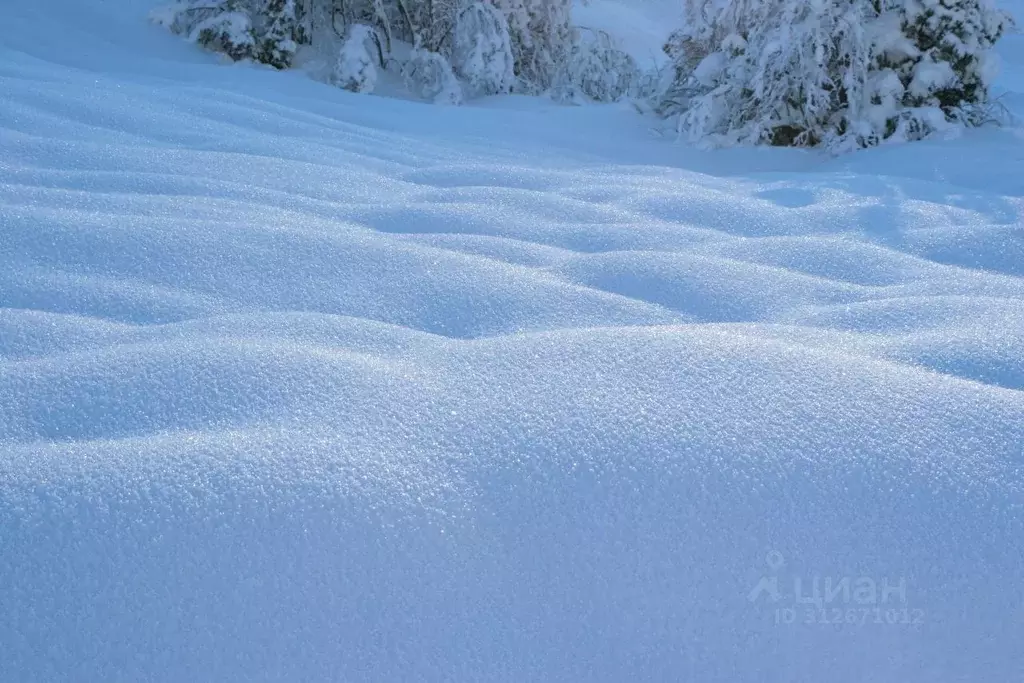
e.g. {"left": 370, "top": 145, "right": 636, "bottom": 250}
{"left": 1, "top": 1, "right": 1023, "bottom": 681}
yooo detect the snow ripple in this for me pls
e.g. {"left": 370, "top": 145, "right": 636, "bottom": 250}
{"left": 2, "top": 2, "right": 1024, "bottom": 681}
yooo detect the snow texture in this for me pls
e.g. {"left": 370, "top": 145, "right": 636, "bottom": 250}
{"left": 1, "top": 0, "right": 1024, "bottom": 681}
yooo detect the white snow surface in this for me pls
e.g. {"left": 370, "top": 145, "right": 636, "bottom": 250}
{"left": 2, "top": 0, "right": 1024, "bottom": 681}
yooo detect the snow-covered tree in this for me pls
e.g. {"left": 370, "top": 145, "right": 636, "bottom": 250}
{"left": 659, "top": 0, "right": 876, "bottom": 148}
{"left": 386, "top": 0, "right": 569, "bottom": 93}
{"left": 334, "top": 0, "right": 573, "bottom": 97}
{"left": 332, "top": 23, "right": 380, "bottom": 92}
{"left": 403, "top": 48, "right": 464, "bottom": 103}
{"left": 325, "top": 0, "right": 392, "bottom": 44}
{"left": 452, "top": 1, "right": 516, "bottom": 97}
{"left": 555, "top": 27, "right": 639, "bottom": 103}
{"left": 256, "top": 0, "right": 308, "bottom": 68}
{"left": 152, "top": 0, "right": 257, "bottom": 62}
{"left": 876, "top": 0, "right": 1010, "bottom": 141}
{"left": 153, "top": 0, "right": 589, "bottom": 102}
{"left": 494, "top": 0, "right": 573, "bottom": 92}
{"left": 659, "top": 0, "right": 1011, "bottom": 150}
{"left": 387, "top": 0, "right": 460, "bottom": 53}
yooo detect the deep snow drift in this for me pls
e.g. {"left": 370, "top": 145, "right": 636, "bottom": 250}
{"left": 1, "top": 1, "right": 1023, "bottom": 681}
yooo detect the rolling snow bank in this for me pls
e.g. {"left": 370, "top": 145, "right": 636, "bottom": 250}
{"left": 2, "top": 0, "right": 1024, "bottom": 681}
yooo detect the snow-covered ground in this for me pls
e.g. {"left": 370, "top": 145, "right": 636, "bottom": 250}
{"left": 2, "top": 1, "right": 1024, "bottom": 681}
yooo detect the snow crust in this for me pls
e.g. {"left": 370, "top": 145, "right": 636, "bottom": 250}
{"left": 1, "top": 0, "right": 1023, "bottom": 681}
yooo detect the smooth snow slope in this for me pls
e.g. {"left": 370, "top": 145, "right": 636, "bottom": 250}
{"left": 2, "top": 1, "right": 1024, "bottom": 681}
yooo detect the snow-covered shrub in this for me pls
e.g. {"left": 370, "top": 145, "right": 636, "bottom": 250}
{"left": 403, "top": 48, "right": 464, "bottom": 104}
{"left": 875, "top": 0, "right": 1011, "bottom": 140}
{"left": 290, "top": 0, "right": 573, "bottom": 96}
{"left": 555, "top": 27, "right": 639, "bottom": 103}
{"left": 494, "top": 0, "right": 573, "bottom": 92}
{"left": 660, "top": 0, "right": 875, "bottom": 149}
{"left": 154, "top": 0, "right": 580, "bottom": 101}
{"left": 255, "top": 0, "right": 308, "bottom": 68}
{"left": 452, "top": 1, "right": 516, "bottom": 97}
{"left": 660, "top": 0, "right": 1011, "bottom": 150}
{"left": 332, "top": 23, "right": 380, "bottom": 92}
{"left": 152, "top": 0, "right": 257, "bottom": 62}
{"left": 387, "top": 0, "right": 571, "bottom": 93}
